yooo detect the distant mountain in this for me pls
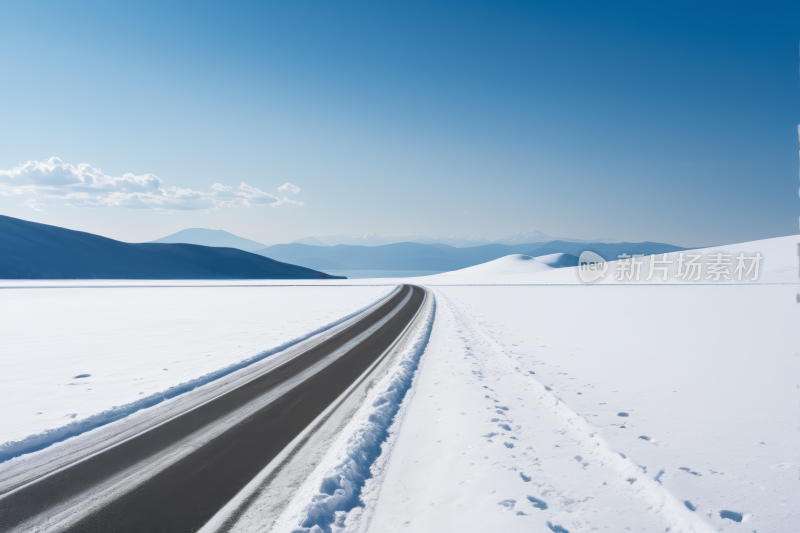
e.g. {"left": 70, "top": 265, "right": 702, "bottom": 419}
{"left": 290, "top": 236, "right": 329, "bottom": 246}
{"left": 255, "top": 240, "right": 685, "bottom": 272}
{"left": 495, "top": 230, "right": 621, "bottom": 246}
{"left": 299, "top": 231, "right": 621, "bottom": 248}
{"left": 0, "top": 215, "right": 343, "bottom": 279}
{"left": 149, "top": 228, "right": 267, "bottom": 252}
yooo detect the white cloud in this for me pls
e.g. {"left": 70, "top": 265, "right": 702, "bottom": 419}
{"left": 18, "top": 198, "right": 47, "bottom": 212}
{"left": 0, "top": 158, "right": 305, "bottom": 211}
{"left": 278, "top": 182, "right": 301, "bottom": 194}
{"left": 271, "top": 196, "right": 306, "bottom": 207}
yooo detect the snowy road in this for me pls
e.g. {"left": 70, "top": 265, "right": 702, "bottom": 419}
{"left": 0, "top": 285, "right": 426, "bottom": 533}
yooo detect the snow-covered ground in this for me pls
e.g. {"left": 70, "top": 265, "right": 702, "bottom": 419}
{"left": 275, "top": 235, "right": 799, "bottom": 532}
{"left": 416, "top": 235, "right": 797, "bottom": 285}
{"left": 0, "top": 285, "right": 391, "bottom": 460}
{"left": 1, "top": 234, "right": 797, "bottom": 532}
{"left": 358, "top": 284, "right": 798, "bottom": 532}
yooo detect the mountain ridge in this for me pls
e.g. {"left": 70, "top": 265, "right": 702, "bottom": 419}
{"left": 255, "top": 240, "right": 686, "bottom": 272}
{"left": 299, "top": 230, "right": 622, "bottom": 248}
{"left": 146, "top": 228, "right": 624, "bottom": 250}
{"left": 0, "top": 215, "right": 342, "bottom": 280}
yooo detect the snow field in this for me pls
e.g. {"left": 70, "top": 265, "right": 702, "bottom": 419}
{"left": 481, "top": 283, "right": 798, "bottom": 529}
{"left": 437, "top": 253, "right": 571, "bottom": 277}
{"left": 364, "top": 283, "right": 798, "bottom": 532}
{"left": 362, "top": 288, "right": 715, "bottom": 533}
{"left": 417, "top": 234, "right": 799, "bottom": 285}
{"left": 254, "top": 235, "right": 798, "bottom": 532}
{"left": 0, "top": 285, "right": 392, "bottom": 461}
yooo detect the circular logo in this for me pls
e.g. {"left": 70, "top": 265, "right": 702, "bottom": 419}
{"left": 577, "top": 250, "right": 608, "bottom": 283}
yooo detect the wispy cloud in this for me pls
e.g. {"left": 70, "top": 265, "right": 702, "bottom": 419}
{"left": 278, "top": 182, "right": 301, "bottom": 194}
{"left": 0, "top": 158, "right": 306, "bottom": 211}
{"left": 18, "top": 198, "right": 47, "bottom": 212}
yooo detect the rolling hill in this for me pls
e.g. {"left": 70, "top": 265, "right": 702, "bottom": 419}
{"left": 0, "top": 215, "right": 343, "bottom": 279}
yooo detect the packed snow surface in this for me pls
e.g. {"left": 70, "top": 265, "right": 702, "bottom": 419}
{"left": 0, "top": 285, "right": 391, "bottom": 457}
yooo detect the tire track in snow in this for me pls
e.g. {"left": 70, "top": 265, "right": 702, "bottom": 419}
{"left": 435, "top": 288, "right": 714, "bottom": 533}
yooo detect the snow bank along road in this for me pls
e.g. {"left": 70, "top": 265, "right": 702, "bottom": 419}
{"left": 0, "top": 284, "right": 425, "bottom": 533}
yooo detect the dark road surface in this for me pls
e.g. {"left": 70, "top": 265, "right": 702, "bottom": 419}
{"left": 0, "top": 284, "right": 425, "bottom": 533}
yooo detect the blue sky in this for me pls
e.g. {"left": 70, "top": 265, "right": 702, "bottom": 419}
{"left": 0, "top": 0, "right": 797, "bottom": 247}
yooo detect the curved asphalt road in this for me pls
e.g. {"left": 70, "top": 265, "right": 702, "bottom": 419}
{"left": 0, "top": 284, "right": 425, "bottom": 533}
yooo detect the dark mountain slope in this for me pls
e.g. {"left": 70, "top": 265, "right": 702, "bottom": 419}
{"left": 0, "top": 215, "right": 342, "bottom": 279}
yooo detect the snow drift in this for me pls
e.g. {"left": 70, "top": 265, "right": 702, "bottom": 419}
{"left": 438, "top": 253, "right": 578, "bottom": 277}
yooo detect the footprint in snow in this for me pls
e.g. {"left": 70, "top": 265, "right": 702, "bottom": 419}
{"left": 617, "top": 412, "right": 629, "bottom": 417}
{"left": 638, "top": 436, "right": 651, "bottom": 441}
{"left": 497, "top": 500, "right": 516, "bottom": 509}
{"left": 678, "top": 467, "right": 701, "bottom": 476}
{"left": 73, "top": 374, "right": 91, "bottom": 379}
{"left": 719, "top": 510, "right": 743, "bottom": 522}
{"left": 684, "top": 500, "right": 696, "bottom": 511}
{"left": 504, "top": 442, "right": 514, "bottom": 449}
{"left": 520, "top": 472, "right": 531, "bottom": 482}
{"left": 498, "top": 424, "right": 512, "bottom": 431}
{"left": 483, "top": 432, "right": 498, "bottom": 438}
{"left": 527, "top": 495, "right": 548, "bottom": 510}
{"left": 546, "top": 520, "right": 569, "bottom": 533}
